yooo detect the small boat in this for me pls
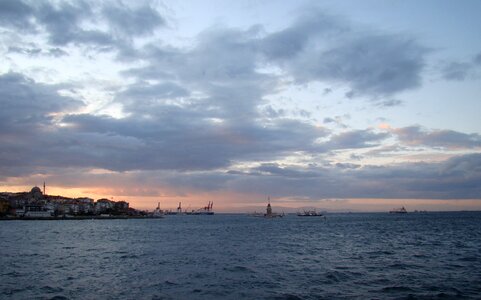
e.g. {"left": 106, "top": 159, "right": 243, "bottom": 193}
{"left": 389, "top": 206, "right": 407, "bottom": 214}
{"left": 297, "top": 210, "right": 323, "bottom": 217}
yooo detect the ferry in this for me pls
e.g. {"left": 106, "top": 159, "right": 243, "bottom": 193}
{"left": 389, "top": 206, "right": 407, "bottom": 214}
{"left": 297, "top": 210, "right": 323, "bottom": 217}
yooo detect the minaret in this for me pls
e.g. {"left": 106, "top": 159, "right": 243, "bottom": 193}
{"left": 43, "top": 181, "right": 46, "bottom": 195}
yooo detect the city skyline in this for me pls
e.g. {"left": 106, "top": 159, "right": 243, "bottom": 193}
{"left": 1, "top": 0, "right": 480, "bottom": 211}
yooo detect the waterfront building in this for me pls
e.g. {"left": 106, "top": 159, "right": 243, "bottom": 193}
{"left": 23, "top": 204, "right": 53, "bottom": 217}
{"left": 95, "top": 198, "right": 115, "bottom": 214}
{"left": 1, "top": 186, "right": 132, "bottom": 218}
{"left": 0, "top": 198, "right": 9, "bottom": 216}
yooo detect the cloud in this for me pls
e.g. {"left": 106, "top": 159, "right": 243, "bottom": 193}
{"left": 0, "top": 72, "right": 389, "bottom": 177}
{"left": 0, "top": 69, "right": 390, "bottom": 178}
{"left": 0, "top": 72, "right": 83, "bottom": 134}
{"left": 259, "top": 9, "right": 427, "bottom": 97}
{"left": 36, "top": 1, "right": 113, "bottom": 46}
{"left": 102, "top": 3, "right": 165, "bottom": 37}
{"left": 0, "top": 0, "right": 166, "bottom": 53}
{"left": 123, "top": 26, "right": 276, "bottom": 120}
{"left": 291, "top": 35, "right": 425, "bottom": 97}
{"left": 57, "top": 113, "right": 329, "bottom": 171}
{"left": 8, "top": 46, "right": 42, "bottom": 56}
{"left": 260, "top": 10, "right": 345, "bottom": 60}
{"left": 115, "top": 81, "right": 190, "bottom": 114}
{"left": 7, "top": 151, "right": 481, "bottom": 201}
{"left": 8, "top": 46, "right": 69, "bottom": 57}
{"left": 475, "top": 52, "right": 481, "bottom": 65}
{"left": 441, "top": 61, "right": 471, "bottom": 81}
{"left": 441, "top": 51, "right": 481, "bottom": 81}
{"left": 375, "top": 99, "right": 403, "bottom": 108}
{"left": 225, "top": 153, "right": 481, "bottom": 199}
{"left": 321, "top": 129, "right": 389, "bottom": 150}
{"left": 322, "top": 115, "right": 348, "bottom": 128}
{"left": 0, "top": 72, "right": 84, "bottom": 178}
{"left": 0, "top": 74, "right": 478, "bottom": 203}
{"left": 393, "top": 126, "right": 481, "bottom": 149}
{"left": 121, "top": 7, "right": 427, "bottom": 127}
{"left": 0, "top": 0, "right": 34, "bottom": 30}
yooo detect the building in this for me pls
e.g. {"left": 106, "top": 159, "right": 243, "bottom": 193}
{"left": 95, "top": 199, "right": 115, "bottom": 214}
{"left": 0, "top": 198, "right": 9, "bottom": 216}
{"left": 23, "top": 204, "right": 53, "bottom": 217}
{"left": 114, "top": 201, "right": 129, "bottom": 213}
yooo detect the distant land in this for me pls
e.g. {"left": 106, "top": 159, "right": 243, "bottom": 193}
{"left": 0, "top": 185, "right": 156, "bottom": 219}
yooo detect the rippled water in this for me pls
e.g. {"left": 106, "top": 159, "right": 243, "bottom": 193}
{"left": 1, "top": 212, "right": 481, "bottom": 299}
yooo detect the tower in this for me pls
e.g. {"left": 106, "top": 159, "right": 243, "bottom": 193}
{"left": 43, "top": 181, "right": 46, "bottom": 195}
{"left": 266, "top": 196, "right": 272, "bottom": 216}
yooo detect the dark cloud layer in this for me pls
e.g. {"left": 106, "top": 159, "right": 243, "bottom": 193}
{"left": 221, "top": 153, "right": 481, "bottom": 199}
{"left": 394, "top": 126, "right": 481, "bottom": 149}
{"left": 0, "top": 0, "right": 165, "bottom": 50}
{"left": 0, "top": 73, "right": 327, "bottom": 175}
{"left": 2, "top": 2, "right": 428, "bottom": 100}
{"left": 259, "top": 9, "right": 427, "bottom": 97}
{"left": 0, "top": 0, "right": 34, "bottom": 30}
{"left": 0, "top": 73, "right": 390, "bottom": 179}
{"left": 103, "top": 4, "right": 165, "bottom": 37}
{"left": 25, "top": 153, "right": 481, "bottom": 201}
{"left": 0, "top": 72, "right": 83, "bottom": 134}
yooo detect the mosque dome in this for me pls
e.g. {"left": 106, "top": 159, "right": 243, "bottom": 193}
{"left": 30, "top": 186, "right": 43, "bottom": 199}
{"left": 31, "top": 186, "right": 42, "bottom": 194}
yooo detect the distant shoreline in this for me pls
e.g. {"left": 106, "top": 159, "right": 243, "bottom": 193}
{"left": 0, "top": 215, "right": 163, "bottom": 221}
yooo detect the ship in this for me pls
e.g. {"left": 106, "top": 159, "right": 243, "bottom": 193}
{"left": 188, "top": 201, "right": 214, "bottom": 215}
{"left": 389, "top": 206, "right": 407, "bottom": 214}
{"left": 150, "top": 202, "right": 164, "bottom": 218}
{"left": 297, "top": 209, "right": 323, "bottom": 217}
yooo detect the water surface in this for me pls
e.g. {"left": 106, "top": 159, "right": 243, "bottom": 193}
{"left": 1, "top": 212, "right": 481, "bottom": 299}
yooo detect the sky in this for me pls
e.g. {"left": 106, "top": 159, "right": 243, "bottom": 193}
{"left": 1, "top": 0, "right": 480, "bottom": 212}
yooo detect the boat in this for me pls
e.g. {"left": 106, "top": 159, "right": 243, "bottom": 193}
{"left": 150, "top": 202, "right": 164, "bottom": 218}
{"left": 189, "top": 201, "right": 214, "bottom": 215}
{"left": 389, "top": 206, "right": 407, "bottom": 214}
{"left": 297, "top": 209, "right": 323, "bottom": 217}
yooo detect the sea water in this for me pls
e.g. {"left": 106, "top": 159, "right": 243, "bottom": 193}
{"left": 1, "top": 212, "right": 481, "bottom": 299}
